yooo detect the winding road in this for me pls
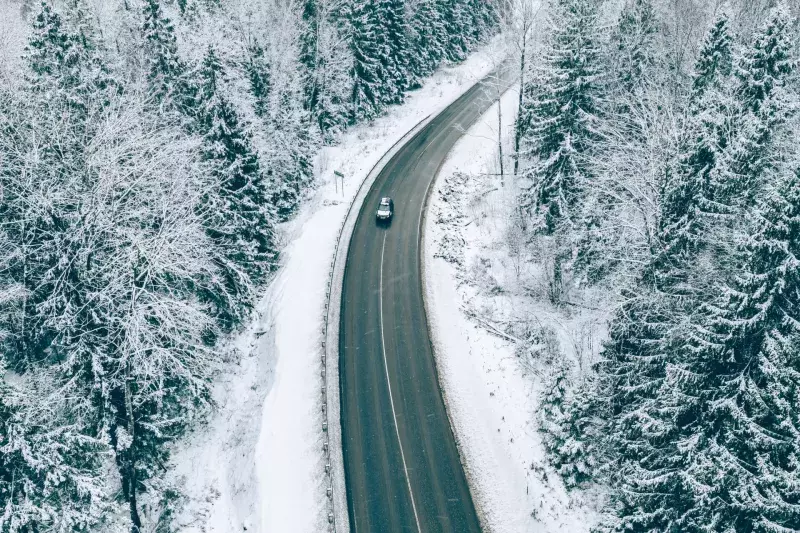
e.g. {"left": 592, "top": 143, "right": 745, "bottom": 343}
{"left": 339, "top": 69, "right": 513, "bottom": 532}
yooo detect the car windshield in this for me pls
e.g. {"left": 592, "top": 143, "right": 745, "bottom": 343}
{"left": 380, "top": 199, "right": 390, "bottom": 207}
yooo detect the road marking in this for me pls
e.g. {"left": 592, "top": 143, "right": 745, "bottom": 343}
{"left": 379, "top": 232, "right": 422, "bottom": 533}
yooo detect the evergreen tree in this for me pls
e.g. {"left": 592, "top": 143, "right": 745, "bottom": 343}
{"left": 196, "top": 47, "right": 276, "bottom": 325}
{"left": 142, "top": 0, "right": 194, "bottom": 115}
{"left": 656, "top": 12, "right": 734, "bottom": 276}
{"left": 377, "top": 0, "right": 416, "bottom": 98}
{"left": 441, "top": 0, "right": 471, "bottom": 61}
{"left": 610, "top": 0, "right": 659, "bottom": 97}
{"left": 25, "top": 1, "right": 115, "bottom": 115}
{"left": 690, "top": 12, "right": 733, "bottom": 105}
{"left": 519, "top": 0, "right": 603, "bottom": 232}
{"left": 591, "top": 16, "right": 737, "bottom": 530}
{"left": 344, "top": 0, "right": 388, "bottom": 121}
{"left": 714, "top": 3, "right": 795, "bottom": 205}
{"left": 665, "top": 168, "right": 800, "bottom": 531}
{"left": 539, "top": 364, "right": 599, "bottom": 488}
{"left": 0, "top": 367, "right": 109, "bottom": 533}
{"left": 409, "top": 0, "right": 448, "bottom": 78}
{"left": 246, "top": 42, "right": 272, "bottom": 118}
{"left": 299, "top": 0, "right": 320, "bottom": 111}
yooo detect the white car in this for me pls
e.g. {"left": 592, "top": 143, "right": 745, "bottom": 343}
{"left": 376, "top": 197, "right": 394, "bottom": 223}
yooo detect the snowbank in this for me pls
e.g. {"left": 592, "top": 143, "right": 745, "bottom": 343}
{"left": 423, "top": 88, "right": 603, "bottom": 532}
{"left": 164, "top": 36, "right": 506, "bottom": 533}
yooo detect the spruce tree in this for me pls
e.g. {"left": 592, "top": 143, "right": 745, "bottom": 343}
{"left": 246, "top": 42, "right": 272, "bottom": 118}
{"left": 344, "top": 0, "right": 388, "bottom": 121}
{"left": 668, "top": 168, "right": 800, "bottom": 531}
{"left": 519, "top": 0, "right": 603, "bottom": 232}
{"left": 299, "top": 0, "right": 320, "bottom": 112}
{"left": 196, "top": 47, "right": 276, "bottom": 325}
{"left": 690, "top": 12, "right": 733, "bottom": 105}
{"left": 0, "top": 367, "right": 109, "bottom": 533}
{"left": 539, "top": 364, "right": 599, "bottom": 488}
{"left": 714, "top": 4, "right": 795, "bottom": 205}
{"left": 656, "top": 12, "right": 734, "bottom": 276}
{"left": 142, "top": 0, "right": 194, "bottom": 115}
{"left": 592, "top": 16, "right": 737, "bottom": 530}
{"left": 409, "top": 0, "right": 448, "bottom": 78}
{"left": 610, "top": 0, "right": 659, "bottom": 97}
{"left": 25, "top": 1, "right": 115, "bottom": 115}
{"left": 440, "top": 0, "right": 470, "bottom": 61}
{"left": 377, "top": 0, "right": 415, "bottom": 98}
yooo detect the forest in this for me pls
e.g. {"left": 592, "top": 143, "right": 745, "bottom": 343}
{"left": 0, "top": 0, "right": 497, "bottom": 530}
{"left": 523, "top": 0, "right": 800, "bottom": 531}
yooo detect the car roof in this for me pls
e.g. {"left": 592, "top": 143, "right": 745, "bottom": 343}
{"left": 380, "top": 197, "right": 391, "bottom": 204}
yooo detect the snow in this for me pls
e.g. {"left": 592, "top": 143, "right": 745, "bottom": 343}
{"left": 422, "top": 87, "right": 605, "bottom": 532}
{"left": 164, "top": 35, "right": 506, "bottom": 533}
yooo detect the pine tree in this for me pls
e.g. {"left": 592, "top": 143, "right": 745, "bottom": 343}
{"left": 690, "top": 12, "right": 733, "bottom": 105}
{"left": 519, "top": 0, "right": 603, "bottom": 232}
{"left": 409, "top": 0, "right": 448, "bottom": 78}
{"left": 713, "top": 3, "right": 795, "bottom": 206}
{"left": 25, "top": 1, "right": 115, "bottom": 115}
{"left": 0, "top": 367, "right": 109, "bottom": 533}
{"left": 539, "top": 364, "right": 599, "bottom": 488}
{"left": 666, "top": 168, "right": 800, "bottom": 531}
{"left": 592, "top": 16, "right": 737, "bottom": 530}
{"left": 142, "top": 0, "right": 194, "bottom": 115}
{"left": 196, "top": 47, "right": 276, "bottom": 325}
{"left": 440, "top": 0, "right": 470, "bottom": 61}
{"left": 299, "top": 0, "right": 320, "bottom": 111}
{"left": 610, "top": 0, "right": 659, "bottom": 97}
{"left": 246, "top": 42, "right": 272, "bottom": 118}
{"left": 377, "top": 0, "right": 416, "bottom": 98}
{"left": 655, "top": 11, "right": 734, "bottom": 276}
{"left": 344, "top": 0, "right": 388, "bottom": 121}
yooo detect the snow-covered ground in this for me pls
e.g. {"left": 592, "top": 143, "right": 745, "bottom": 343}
{"left": 423, "top": 88, "right": 606, "bottom": 532}
{"left": 164, "top": 36, "right": 506, "bottom": 533}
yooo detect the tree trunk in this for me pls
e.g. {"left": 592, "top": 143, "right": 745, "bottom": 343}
{"left": 513, "top": 34, "right": 526, "bottom": 176}
{"left": 125, "top": 380, "right": 142, "bottom": 533}
{"left": 497, "top": 96, "right": 505, "bottom": 184}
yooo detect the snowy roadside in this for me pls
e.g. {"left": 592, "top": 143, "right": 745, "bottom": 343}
{"left": 163, "top": 35, "right": 506, "bottom": 533}
{"left": 422, "top": 88, "right": 604, "bottom": 532}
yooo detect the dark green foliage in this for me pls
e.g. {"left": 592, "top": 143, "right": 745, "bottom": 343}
{"left": 539, "top": 365, "right": 599, "bottom": 488}
{"left": 25, "top": 2, "right": 116, "bottom": 114}
{"left": 246, "top": 42, "right": 272, "bottom": 118}
{"left": 520, "top": 0, "right": 603, "bottom": 232}
{"left": 196, "top": 47, "right": 276, "bottom": 325}
{"left": 142, "top": 0, "right": 194, "bottom": 115}
{"left": 611, "top": 0, "right": 659, "bottom": 96}
{"left": 343, "top": 0, "right": 497, "bottom": 122}
{"left": 690, "top": 12, "right": 733, "bottom": 104}
{"left": 581, "top": 6, "right": 800, "bottom": 531}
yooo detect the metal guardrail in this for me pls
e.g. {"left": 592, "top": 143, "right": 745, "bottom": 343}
{"left": 320, "top": 111, "right": 436, "bottom": 533}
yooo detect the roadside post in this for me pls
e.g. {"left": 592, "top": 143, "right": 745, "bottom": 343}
{"left": 334, "top": 170, "right": 344, "bottom": 196}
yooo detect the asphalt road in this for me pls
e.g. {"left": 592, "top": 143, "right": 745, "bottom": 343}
{"left": 340, "top": 70, "right": 512, "bottom": 533}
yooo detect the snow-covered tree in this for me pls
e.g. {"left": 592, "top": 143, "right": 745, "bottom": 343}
{"left": 142, "top": 0, "right": 194, "bottom": 115}
{"left": 519, "top": 0, "right": 604, "bottom": 232}
{"left": 0, "top": 366, "right": 109, "bottom": 533}
{"left": 655, "top": 11, "right": 734, "bottom": 279}
{"left": 660, "top": 167, "right": 800, "bottom": 532}
{"left": 343, "top": 0, "right": 388, "bottom": 121}
{"left": 409, "top": 0, "right": 448, "bottom": 78}
{"left": 609, "top": 0, "right": 659, "bottom": 97}
{"left": 713, "top": 3, "right": 796, "bottom": 206}
{"left": 196, "top": 47, "right": 276, "bottom": 326}
{"left": 539, "top": 363, "right": 599, "bottom": 488}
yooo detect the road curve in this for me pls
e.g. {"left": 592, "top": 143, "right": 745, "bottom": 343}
{"left": 339, "top": 69, "right": 511, "bottom": 533}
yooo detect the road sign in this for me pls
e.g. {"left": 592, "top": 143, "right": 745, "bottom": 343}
{"left": 334, "top": 170, "right": 344, "bottom": 178}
